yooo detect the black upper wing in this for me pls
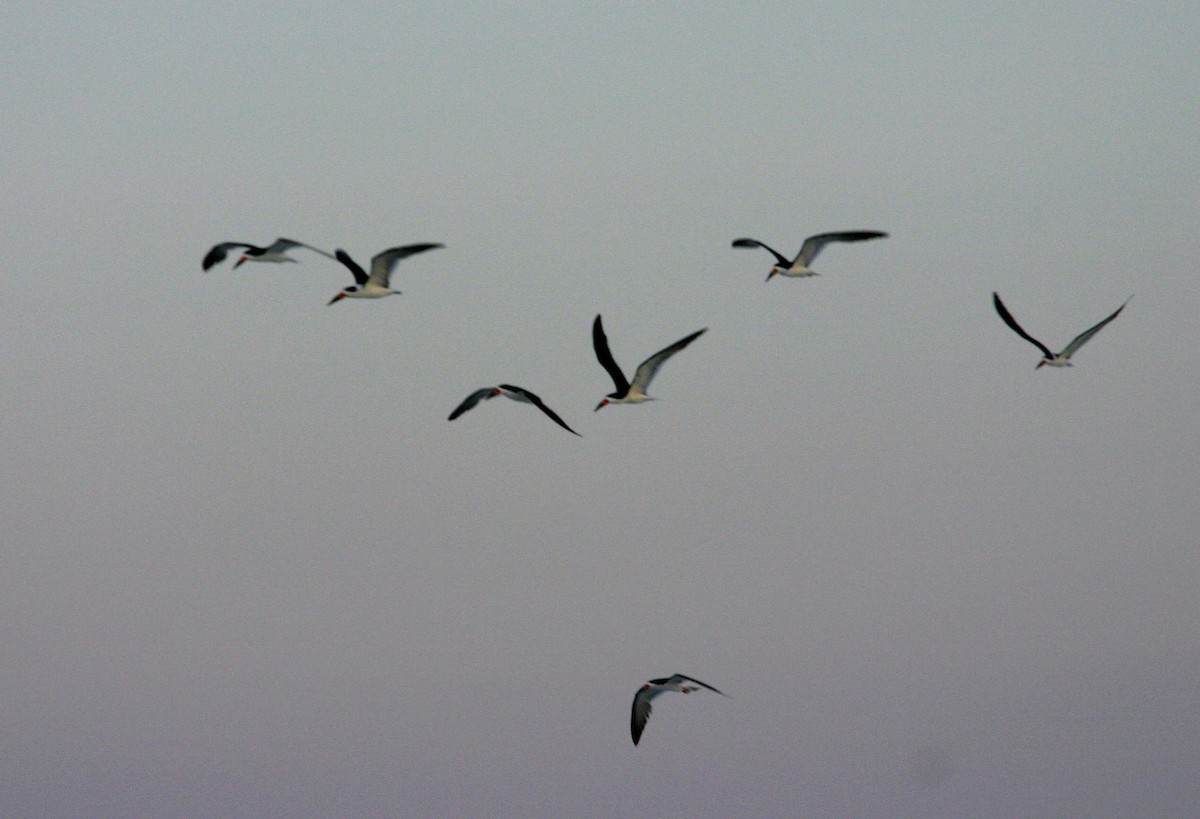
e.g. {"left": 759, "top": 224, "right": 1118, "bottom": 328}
{"left": 202, "top": 242, "right": 251, "bottom": 271}
{"left": 335, "top": 249, "right": 370, "bottom": 286}
{"left": 448, "top": 388, "right": 496, "bottom": 421}
{"left": 501, "top": 385, "right": 581, "bottom": 436}
{"left": 592, "top": 315, "right": 630, "bottom": 394}
{"left": 993, "top": 292, "right": 1054, "bottom": 359}
{"left": 731, "top": 237, "right": 791, "bottom": 267}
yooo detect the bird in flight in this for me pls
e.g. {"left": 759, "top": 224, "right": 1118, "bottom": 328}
{"left": 631, "top": 674, "right": 731, "bottom": 746}
{"left": 202, "top": 238, "right": 335, "bottom": 271}
{"left": 732, "top": 231, "right": 888, "bottom": 280}
{"left": 327, "top": 243, "right": 444, "bottom": 304}
{"left": 592, "top": 315, "right": 706, "bottom": 410}
{"left": 993, "top": 291, "right": 1131, "bottom": 368}
{"left": 448, "top": 384, "right": 580, "bottom": 436}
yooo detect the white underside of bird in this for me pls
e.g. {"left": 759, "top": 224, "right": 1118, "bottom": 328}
{"left": 771, "top": 263, "right": 817, "bottom": 278}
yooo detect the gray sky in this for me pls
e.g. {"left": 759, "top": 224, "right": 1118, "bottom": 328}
{"left": 3, "top": 2, "right": 1199, "bottom": 817}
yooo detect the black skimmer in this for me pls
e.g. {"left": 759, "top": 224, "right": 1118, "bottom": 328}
{"left": 993, "top": 292, "right": 1131, "bottom": 368}
{"left": 592, "top": 315, "right": 706, "bottom": 410}
{"left": 732, "top": 231, "right": 888, "bottom": 280}
{"left": 631, "top": 674, "right": 731, "bottom": 746}
{"left": 327, "top": 243, "right": 444, "bottom": 304}
{"left": 202, "top": 238, "right": 335, "bottom": 271}
{"left": 448, "top": 384, "right": 580, "bottom": 436}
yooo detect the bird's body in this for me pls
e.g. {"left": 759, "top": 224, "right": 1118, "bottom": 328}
{"left": 202, "top": 238, "right": 335, "bottom": 270}
{"left": 732, "top": 231, "right": 888, "bottom": 280}
{"left": 592, "top": 315, "right": 706, "bottom": 410}
{"left": 327, "top": 243, "right": 444, "bottom": 304}
{"left": 993, "top": 292, "right": 1131, "bottom": 368}
{"left": 448, "top": 384, "right": 580, "bottom": 435}
{"left": 630, "top": 674, "right": 730, "bottom": 746}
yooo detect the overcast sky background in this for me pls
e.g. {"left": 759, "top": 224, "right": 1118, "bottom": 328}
{"left": 3, "top": 3, "right": 1199, "bottom": 817}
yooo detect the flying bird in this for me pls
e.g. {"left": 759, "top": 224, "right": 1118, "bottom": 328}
{"left": 732, "top": 231, "right": 888, "bottom": 280}
{"left": 448, "top": 384, "right": 580, "bottom": 436}
{"left": 631, "top": 674, "right": 731, "bottom": 746}
{"left": 327, "top": 243, "right": 444, "bottom": 304}
{"left": 993, "top": 292, "right": 1131, "bottom": 368}
{"left": 592, "top": 315, "right": 706, "bottom": 410}
{"left": 202, "top": 238, "right": 335, "bottom": 271}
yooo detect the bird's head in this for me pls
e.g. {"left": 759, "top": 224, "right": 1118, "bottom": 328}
{"left": 766, "top": 267, "right": 781, "bottom": 282}
{"left": 327, "top": 286, "right": 356, "bottom": 306}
